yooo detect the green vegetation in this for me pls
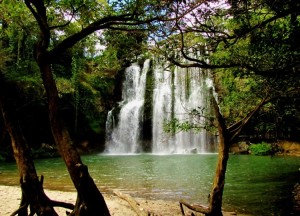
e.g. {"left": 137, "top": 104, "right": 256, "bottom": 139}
{"left": 1, "top": 0, "right": 297, "bottom": 150}
{"left": 151, "top": 1, "right": 300, "bottom": 215}
{"left": 0, "top": 0, "right": 150, "bottom": 150}
{"left": 0, "top": 0, "right": 299, "bottom": 215}
{"left": 249, "top": 142, "right": 273, "bottom": 156}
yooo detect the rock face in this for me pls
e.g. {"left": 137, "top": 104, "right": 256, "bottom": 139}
{"left": 277, "top": 140, "right": 300, "bottom": 156}
{"left": 229, "top": 141, "right": 250, "bottom": 154}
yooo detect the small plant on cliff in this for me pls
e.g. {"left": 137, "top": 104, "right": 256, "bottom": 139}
{"left": 249, "top": 142, "right": 273, "bottom": 156}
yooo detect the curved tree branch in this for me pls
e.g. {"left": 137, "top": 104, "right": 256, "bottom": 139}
{"left": 25, "top": 0, "right": 49, "bottom": 37}
{"left": 159, "top": 1, "right": 300, "bottom": 72}
{"left": 228, "top": 94, "right": 270, "bottom": 142}
{"left": 47, "top": 14, "right": 162, "bottom": 60}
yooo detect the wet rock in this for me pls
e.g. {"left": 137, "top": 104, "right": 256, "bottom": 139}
{"left": 190, "top": 148, "right": 198, "bottom": 154}
{"left": 230, "top": 141, "right": 250, "bottom": 154}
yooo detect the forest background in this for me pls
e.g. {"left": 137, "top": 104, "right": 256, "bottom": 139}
{"left": 1, "top": 0, "right": 299, "bottom": 159}
{"left": 0, "top": 0, "right": 299, "bottom": 215}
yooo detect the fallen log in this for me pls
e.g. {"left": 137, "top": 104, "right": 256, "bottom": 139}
{"left": 113, "top": 190, "right": 150, "bottom": 216}
{"left": 179, "top": 199, "right": 210, "bottom": 215}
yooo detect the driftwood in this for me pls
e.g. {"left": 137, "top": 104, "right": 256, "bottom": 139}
{"left": 113, "top": 190, "right": 159, "bottom": 216}
{"left": 179, "top": 199, "right": 210, "bottom": 216}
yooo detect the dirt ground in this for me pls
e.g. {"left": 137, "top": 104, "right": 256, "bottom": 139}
{"left": 0, "top": 185, "right": 247, "bottom": 216}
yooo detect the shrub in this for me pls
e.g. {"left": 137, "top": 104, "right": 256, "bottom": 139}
{"left": 249, "top": 142, "right": 273, "bottom": 156}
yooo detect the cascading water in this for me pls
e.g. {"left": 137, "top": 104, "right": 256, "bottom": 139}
{"left": 152, "top": 63, "right": 173, "bottom": 153}
{"left": 152, "top": 60, "right": 215, "bottom": 154}
{"left": 105, "top": 60, "right": 150, "bottom": 153}
{"left": 105, "top": 58, "right": 217, "bottom": 154}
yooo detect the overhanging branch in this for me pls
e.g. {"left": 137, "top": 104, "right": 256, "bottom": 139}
{"left": 47, "top": 14, "right": 163, "bottom": 60}
{"left": 228, "top": 95, "right": 270, "bottom": 142}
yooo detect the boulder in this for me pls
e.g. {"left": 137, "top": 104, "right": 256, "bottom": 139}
{"left": 229, "top": 141, "right": 250, "bottom": 154}
{"left": 277, "top": 140, "right": 300, "bottom": 156}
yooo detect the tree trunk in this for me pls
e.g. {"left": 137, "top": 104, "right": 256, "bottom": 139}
{"left": 207, "top": 97, "right": 231, "bottom": 216}
{"left": 0, "top": 73, "right": 59, "bottom": 216}
{"left": 38, "top": 59, "right": 110, "bottom": 215}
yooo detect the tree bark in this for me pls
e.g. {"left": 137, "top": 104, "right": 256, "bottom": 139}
{"left": 178, "top": 97, "right": 230, "bottom": 216}
{"left": 0, "top": 73, "right": 60, "bottom": 216}
{"left": 23, "top": 1, "right": 110, "bottom": 213}
{"left": 37, "top": 57, "right": 110, "bottom": 216}
{"left": 207, "top": 97, "right": 230, "bottom": 216}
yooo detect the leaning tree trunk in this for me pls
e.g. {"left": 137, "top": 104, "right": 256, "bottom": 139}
{"left": 0, "top": 72, "right": 71, "bottom": 216}
{"left": 207, "top": 97, "right": 231, "bottom": 216}
{"left": 38, "top": 59, "right": 110, "bottom": 216}
{"left": 179, "top": 97, "right": 231, "bottom": 216}
{"left": 179, "top": 93, "right": 269, "bottom": 216}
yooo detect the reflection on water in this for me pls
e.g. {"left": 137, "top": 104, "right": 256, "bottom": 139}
{"left": 0, "top": 154, "right": 299, "bottom": 215}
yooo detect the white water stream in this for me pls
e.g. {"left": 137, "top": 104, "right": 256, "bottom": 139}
{"left": 106, "top": 60, "right": 150, "bottom": 153}
{"left": 152, "top": 61, "right": 214, "bottom": 153}
{"left": 106, "top": 59, "right": 216, "bottom": 154}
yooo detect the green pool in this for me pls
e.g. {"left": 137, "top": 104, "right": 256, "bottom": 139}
{"left": 0, "top": 154, "right": 299, "bottom": 215}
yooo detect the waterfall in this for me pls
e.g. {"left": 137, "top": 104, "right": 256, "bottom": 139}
{"left": 105, "top": 59, "right": 150, "bottom": 153}
{"left": 105, "top": 58, "right": 216, "bottom": 154}
{"left": 152, "top": 61, "right": 215, "bottom": 154}
{"left": 152, "top": 63, "right": 173, "bottom": 153}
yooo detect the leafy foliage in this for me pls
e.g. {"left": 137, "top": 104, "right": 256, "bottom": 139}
{"left": 249, "top": 142, "right": 273, "bottom": 155}
{"left": 103, "top": 29, "right": 148, "bottom": 65}
{"left": 213, "top": 68, "right": 265, "bottom": 126}
{"left": 151, "top": 0, "right": 300, "bottom": 141}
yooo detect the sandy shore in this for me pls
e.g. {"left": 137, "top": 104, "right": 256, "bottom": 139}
{"left": 0, "top": 185, "right": 243, "bottom": 216}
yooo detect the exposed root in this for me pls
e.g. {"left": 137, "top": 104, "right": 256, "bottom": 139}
{"left": 10, "top": 175, "right": 74, "bottom": 216}
{"left": 66, "top": 164, "right": 110, "bottom": 216}
{"left": 10, "top": 203, "right": 28, "bottom": 216}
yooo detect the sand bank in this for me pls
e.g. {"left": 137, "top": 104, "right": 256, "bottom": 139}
{"left": 0, "top": 185, "right": 243, "bottom": 215}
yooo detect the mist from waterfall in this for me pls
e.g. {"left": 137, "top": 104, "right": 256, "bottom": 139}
{"left": 105, "top": 58, "right": 216, "bottom": 154}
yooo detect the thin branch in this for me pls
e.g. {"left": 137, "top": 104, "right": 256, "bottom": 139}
{"left": 228, "top": 94, "right": 270, "bottom": 142}
{"left": 228, "top": 85, "right": 300, "bottom": 141}
{"left": 160, "top": 2, "right": 298, "bottom": 71}
{"left": 167, "top": 56, "right": 240, "bottom": 69}
{"left": 49, "top": 4, "right": 86, "bottom": 30}
{"left": 107, "top": 26, "right": 148, "bottom": 32}
{"left": 225, "top": 10, "right": 295, "bottom": 40}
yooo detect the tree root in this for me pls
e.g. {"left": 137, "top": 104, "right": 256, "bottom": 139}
{"left": 66, "top": 163, "right": 110, "bottom": 216}
{"left": 10, "top": 203, "right": 28, "bottom": 216}
{"left": 10, "top": 175, "right": 74, "bottom": 216}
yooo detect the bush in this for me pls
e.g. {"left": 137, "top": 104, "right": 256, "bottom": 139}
{"left": 249, "top": 142, "right": 273, "bottom": 155}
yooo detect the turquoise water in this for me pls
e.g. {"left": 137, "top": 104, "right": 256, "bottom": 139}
{"left": 0, "top": 154, "right": 299, "bottom": 215}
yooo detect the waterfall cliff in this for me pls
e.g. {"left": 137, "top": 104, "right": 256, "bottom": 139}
{"left": 105, "top": 58, "right": 217, "bottom": 154}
